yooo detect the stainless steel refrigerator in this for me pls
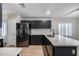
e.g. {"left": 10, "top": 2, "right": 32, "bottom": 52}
{"left": 16, "top": 23, "right": 30, "bottom": 47}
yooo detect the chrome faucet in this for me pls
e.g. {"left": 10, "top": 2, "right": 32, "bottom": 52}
{"left": 50, "top": 29, "right": 55, "bottom": 37}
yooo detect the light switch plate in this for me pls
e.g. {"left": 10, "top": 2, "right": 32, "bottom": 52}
{"left": 72, "top": 49, "right": 75, "bottom": 54}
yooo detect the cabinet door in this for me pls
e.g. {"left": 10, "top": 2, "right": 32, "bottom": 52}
{"left": 46, "top": 40, "right": 53, "bottom": 56}
{"left": 41, "top": 21, "right": 51, "bottom": 28}
{"left": 30, "top": 35, "right": 42, "bottom": 45}
{"left": 42, "top": 35, "right": 50, "bottom": 56}
{"left": 7, "top": 18, "right": 16, "bottom": 46}
{"left": 54, "top": 47, "right": 76, "bottom": 56}
{"left": 30, "top": 21, "right": 41, "bottom": 29}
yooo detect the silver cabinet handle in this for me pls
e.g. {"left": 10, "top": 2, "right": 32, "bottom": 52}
{"left": 72, "top": 49, "right": 75, "bottom": 54}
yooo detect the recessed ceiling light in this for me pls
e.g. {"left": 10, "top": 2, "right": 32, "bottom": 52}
{"left": 46, "top": 11, "right": 50, "bottom": 15}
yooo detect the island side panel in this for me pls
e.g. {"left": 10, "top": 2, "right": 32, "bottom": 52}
{"left": 77, "top": 46, "right": 79, "bottom": 56}
{"left": 53, "top": 46, "right": 77, "bottom": 56}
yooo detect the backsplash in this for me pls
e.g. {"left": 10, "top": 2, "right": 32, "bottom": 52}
{"left": 31, "top": 29, "right": 51, "bottom": 35}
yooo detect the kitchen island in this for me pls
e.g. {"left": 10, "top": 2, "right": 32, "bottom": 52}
{"left": 43, "top": 35, "right": 79, "bottom": 56}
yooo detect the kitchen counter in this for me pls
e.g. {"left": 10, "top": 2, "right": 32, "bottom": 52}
{"left": 45, "top": 35, "right": 79, "bottom": 46}
{"left": 0, "top": 48, "right": 22, "bottom": 56}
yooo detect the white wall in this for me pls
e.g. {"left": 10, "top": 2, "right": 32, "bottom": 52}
{"left": 2, "top": 13, "right": 22, "bottom": 46}
{"left": 2, "top": 13, "right": 8, "bottom": 46}
{"left": 16, "top": 15, "right": 22, "bottom": 23}
{"left": 76, "top": 18, "right": 79, "bottom": 40}
{"left": 51, "top": 18, "right": 77, "bottom": 39}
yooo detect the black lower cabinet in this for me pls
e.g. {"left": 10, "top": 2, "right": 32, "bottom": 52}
{"left": 42, "top": 35, "right": 50, "bottom": 56}
{"left": 29, "top": 35, "right": 43, "bottom": 45}
{"left": 53, "top": 46, "right": 76, "bottom": 56}
{"left": 42, "top": 36, "right": 77, "bottom": 56}
{"left": 0, "top": 39, "right": 3, "bottom": 47}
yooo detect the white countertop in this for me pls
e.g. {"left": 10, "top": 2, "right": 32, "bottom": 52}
{"left": 45, "top": 35, "right": 79, "bottom": 46}
{"left": 0, "top": 48, "right": 22, "bottom": 56}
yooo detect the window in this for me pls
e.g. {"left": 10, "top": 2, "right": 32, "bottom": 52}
{"left": 2, "top": 23, "right": 6, "bottom": 36}
{"left": 58, "top": 23, "right": 72, "bottom": 36}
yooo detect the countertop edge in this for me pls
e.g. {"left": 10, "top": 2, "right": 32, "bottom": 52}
{"left": 45, "top": 35, "right": 79, "bottom": 46}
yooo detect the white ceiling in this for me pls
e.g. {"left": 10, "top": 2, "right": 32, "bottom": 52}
{"left": 2, "top": 3, "right": 79, "bottom": 18}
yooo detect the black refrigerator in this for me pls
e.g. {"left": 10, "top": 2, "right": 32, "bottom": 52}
{"left": 16, "top": 23, "right": 30, "bottom": 47}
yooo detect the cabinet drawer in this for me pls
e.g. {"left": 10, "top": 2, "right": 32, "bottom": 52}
{"left": 29, "top": 35, "right": 43, "bottom": 45}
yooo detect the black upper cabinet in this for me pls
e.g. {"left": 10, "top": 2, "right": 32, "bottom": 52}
{"left": 21, "top": 20, "right": 51, "bottom": 29}
{"left": 0, "top": 3, "right": 2, "bottom": 28}
{"left": 41, "top": 21, "right": 51, "bottom": 28}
